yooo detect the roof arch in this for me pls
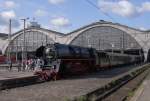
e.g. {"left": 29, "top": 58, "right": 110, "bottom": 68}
{"left": 2, "top": 27, "right": 64, "bottom": 54}
{"left": 65, "top": 22, "right": 144, "bottom": 48}
{"left": 2, "top": 21, "right": 150, "bottom": 59}
{"left": 71, "top": 26, "right": 140, "bottom": 45}
{"left": 64, "top": 21, "right": 149, "bottom": 59}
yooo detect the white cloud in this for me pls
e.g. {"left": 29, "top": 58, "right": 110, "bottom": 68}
{"left": 140, "top": 2, "right": 150, "bottom": 12}
{"left": 48, "top": 0, "right": 65, "bottom": 5}
{"left": 0, "top": 25, "right": 8, "bottom": 33}
{"left": 35, "top": 9, "right": 48, "bottom": 17}
{"left": 50, "top": 17, "right": 71, "bottom": 27}
{"left": 3, "top": 1, "right": 16, "bottom": 9}
{"left": 0, "top": 10, "right": 16, "bottom": 26}
{"left": 49, "top": 17, "right": 71, "bottom": 33}
{"left": 1, "top": 10, "right": 16, "bottom": 19}
{"left": 98, "top": 0, "right": 150, "bottom": 18}
{"left": 0, "top": 10, "right": 20, "bottom": 33}
{"left": 0, "top": 1, "right": 17, "bottom": 9}
{"left": 139, "top": 27, "right": 147, "bottom": 31}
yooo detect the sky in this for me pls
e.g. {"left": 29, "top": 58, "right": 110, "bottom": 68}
{"left": 0, "top": 0, "right": 150, "bottom": 34}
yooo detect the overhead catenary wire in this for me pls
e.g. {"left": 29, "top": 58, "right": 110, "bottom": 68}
{"left": 85, "top": 0, "right": 116, "bottom": 22}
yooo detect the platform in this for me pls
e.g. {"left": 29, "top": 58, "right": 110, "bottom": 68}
{"left": 0, "top": 69, "right": 39, "bottom": 90}
{"left": 0, "top": 71, "right": 33, "bottom": 80}
{"left": 130, "top": 69, "right": 150, "bottom": 101}
{"left": 0, "top": 64, "right": 146, "bottom": 101}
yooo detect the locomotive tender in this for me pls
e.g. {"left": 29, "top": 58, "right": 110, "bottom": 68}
{"left": 35, "top": 43, "right": 143, "bottom": 79}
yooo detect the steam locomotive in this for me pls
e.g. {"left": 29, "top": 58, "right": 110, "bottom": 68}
{"left": 35, "top": 43, "right": 144, "bottom": 80}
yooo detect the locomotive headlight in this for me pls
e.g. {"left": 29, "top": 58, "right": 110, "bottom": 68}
{"left": 45, "top": 48, "right": 55, "bottom": 59}
{"left": 45, "top": 48, "right": 50, "bottom": 55}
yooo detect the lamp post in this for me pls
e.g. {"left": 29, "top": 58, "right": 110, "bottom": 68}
{"left": 111, "top": 43, "right": 114, "bottom": 53}
{"left": 8, "top": 19, "right": 11, "bottom": 64}
{"left": 20, "top": 18, "right": 29, "bottom": 67}
{"left": 122, "top": 32, "right": 125, "bottom": 53}
{"left": 111, "top": 43, "right": 115, "bottom": 61}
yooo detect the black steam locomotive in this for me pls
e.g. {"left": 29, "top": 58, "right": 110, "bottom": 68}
{"left": 35, "top": 43, "right": 144, "bottom": 80}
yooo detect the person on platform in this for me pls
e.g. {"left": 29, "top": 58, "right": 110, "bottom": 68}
{"left": 50, "top": 64, "right": 56, "bottom": 81}
{"left": 8, "top": 60, "right": 12, "bottom": 71}
{"left": 30, "top": 59, "right": 35, "bottom": 70}
{"left": 22, "top": 60, "right": 26, "bottom": 71}
{"left": 17, "top": 60, "right": 22, "bottom": 72}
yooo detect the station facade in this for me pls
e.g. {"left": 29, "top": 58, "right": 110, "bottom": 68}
{"left": 0, "top": 20, "right": 150, "bottom": 61}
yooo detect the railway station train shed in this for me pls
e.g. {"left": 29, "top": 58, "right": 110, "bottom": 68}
{"left": 0, "top": 20, "right": 150, "bottom": 61}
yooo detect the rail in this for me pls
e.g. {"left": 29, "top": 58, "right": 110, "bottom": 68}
{"left": 73, "top": 63, "right": 150, "bottom": 101}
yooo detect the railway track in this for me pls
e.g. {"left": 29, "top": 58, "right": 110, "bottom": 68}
{"left": 73, "top": 63, "right": 150, "bottom": 101}
{"left": 0, "top": 64, "right": 148, "bottom": 101}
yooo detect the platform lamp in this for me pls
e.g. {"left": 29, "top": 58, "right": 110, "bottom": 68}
{"left": 20, "top": 17, "right": 29, "bottom": 67}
